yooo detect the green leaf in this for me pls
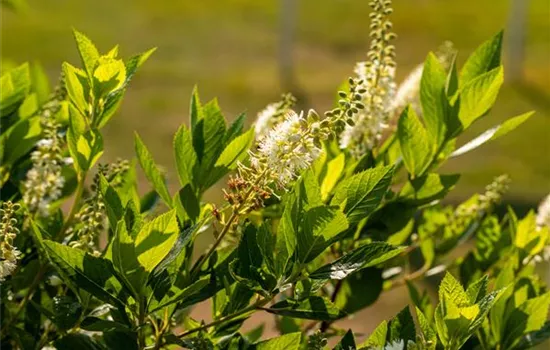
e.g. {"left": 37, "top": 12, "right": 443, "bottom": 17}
{"left": 214, "top": 128, "right": 254, "bottom": 169}
{"left": 451, "top": 111, "right": 533, "bottom": 158}
{"left": 254, "top": 333, "right": 301, "bottom": 350}
{"left": 189, "top": 86, "right": 202, "bottom": 130}
{"left": 334, "top": 268, "right": 382, "bottom": 315}
{"left": 122, "top": 48, "right": 156, "bottom": 87}
{"left": 29, "top": 62, "right": 51, "bottom": 104}
{"left": 420, "top": 52, "right": 450, "bottom": 148}
{"left": 230, "top": 224, "right": 276, "bottom": 294}
{"left": 334, "top": 330, "right": 356, "bottom": 350}
{"left": 95, "top": 49, "right": 155, "bottom": 129}
{"left": 43, "top": 241, "right": 127, "bottom": 309}
{"left": 514, "top": 321, "right": 550, "bottom": 350}
{"left": 2, "top": 115, "right": 42, "bottom": 165}
{"left": 147, "top": 277, "right": 209, "bottom": 313}
{"left": 360, "top": 320, "right": 388, "bottom": 348}
{"left": 135, "top": 133, "right": 172, "bottom": 206}
{"left": 460, "top": 31, "right": 503, "bottom": 87}
{"left": 397, "top": 106, "right": 433, "bottom": 178}
{"left": 439, "top": 272, "right": 470, "bottom": 308}
{"left": 1, "top": 63, "right": 31, "bottom": 117}
{"left": 331, "top": 165, "right": 394, "bottom": 224}
{"left": 297, "top": 206, "right": 349, "bottom": 263}
{"left": 173, "top": 124, "right": 197, "bottom": 188}
{"left": 245, "top": 324, "right": 265, "bottom": 343}
{"left": 54, "top": 334, "right": 104, "bottom": 350}
{"left": 446, "top": 54, "right": 459, "bottom": 98}
{"left": 265, "top": 296, "right": 346, "bottom": 321}
{"left": 416, "top": 307, "right": 437, "bottom": 349}
{"left": 98, "top": 175, "right": 125, "bottom": 230}
{"left": 174, "top": 184, "right": 200, "bottom": 222}
{"left": 388, "top": 307, "right": 416, "bottom": 345}
{"left": 52, "top": 296, "right": 82, "bottom": 331}
{"left": 72, "top": 29, "right": 100, "bottom": 76}
{"left": 457, "top": 66, "right": 504, "bottom": 130}
{"left": 514, "top": 210, "right": 548, "bottom": 256}
{"left": 399, "top": 173, "right": 460, "bottom": 206}
{"left": 202, "top": 127, "right": 254, "bottom": 189}
{"left": 68, "top": 128, "right": 104, "bottom": 172}
{"left": 488, "top": 262, "right": 515, "bottom": 343}
{"left": 502, "top": 292, "right": 550, "bottom": 349}
{"left": 310, "top": 242, "right": 404, "bottom": 280}
{"left": 111, "top": 220, "right": 145, "bottom": 297}
{"left": 17, "top": 92, "right": 38, "bottom": 119}
{"left": 224, "top": 112, "right": 246, "bottom": 143}
{"left": 92, "top": 57, "right": 126, "bottom": 99}
{"left": 277, "top": 171, "right": 323, "bottom": 272}
{"left": 62, "top": 62, "right": 89, "bottom": 116}
{"left": 321, "top": 153, "right": 345, "bottom": 200}
{"left": 134, "top": 210, "right": 180, "bottom": 273}
{"left": 466, "top": 275, "right": 489, "bottom": 304}
{"left": 80, "top": 317, "right": 131, "bottom": 333}
{"left": 193, "top": 99, "right": 227, "bottom": 192}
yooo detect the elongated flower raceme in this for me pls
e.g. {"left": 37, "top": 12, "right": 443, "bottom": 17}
{"left": 22, "top": 112, "right": 67, "bottom": 216}
{"left": 69, "top": 160, "right": 130, "bottom": 255}
{"left": 455, "top": 174, "right": 510, "bottom": 219}
{"left": 23, "top": 77, "right": 68, "bottom": 216}
{"left": 254, "top": 93, "right": 296, "bottom": 138}
{"left": 447, "top": 174, "right": 510, "bottom": 238}
{"left": 339, "top": 0, "right": 397, "bottom": 157}
{"left": 225, "top": 103, "right": 357, "bottom": 213}
{"left": 0, "top": 202, "right": 21, "bottom": 281}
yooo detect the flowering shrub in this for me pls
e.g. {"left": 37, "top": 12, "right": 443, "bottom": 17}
{"left": 1, "top": 1, "right": 549, "bottom": 349}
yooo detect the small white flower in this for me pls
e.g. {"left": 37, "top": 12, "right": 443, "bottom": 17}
{"left": 254, "top": 111, "right": 322, "bottom": 188}
{"left": 391, "top": 64, "right": 424, "bottom": 115}
{"left": 536, "top": 194, "right": 550, "bottom": 229}
{"left": 23, "top": 132, "right": 66, "bottom": 216}
{"left": 0, "top": 258, "right": 18, "bottom": 281}
{"left": 254, "top": 94, "right": 296, "bottom": 138}
{"left": 37, "top": 138, "right": 54, "bottom": 147}
{"left": 340, "top": 60, "right": 396, "bottom": 157}
{"left": 255, "top": 103, "right": 279, "bottom": 137}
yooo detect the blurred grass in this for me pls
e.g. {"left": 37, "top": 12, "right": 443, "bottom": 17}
{"left": 2, "top": 0, "right": 549, "bottom": 204}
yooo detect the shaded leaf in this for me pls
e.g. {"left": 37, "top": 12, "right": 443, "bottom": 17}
{"left": 265, "top": 296, "right": 345, "bottom": 321}
{"left": 310, "top": 242, "right": 404, "bottom": 280}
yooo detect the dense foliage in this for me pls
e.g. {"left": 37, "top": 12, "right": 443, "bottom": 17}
{"left": 1, "top": 1, "right": 549, "bottom": 349}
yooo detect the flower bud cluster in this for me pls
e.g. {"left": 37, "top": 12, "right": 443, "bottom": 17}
{"left": 450, "top": 174, "right": 510, "bottom": 232}
{"left": 225, "top": 109, "right": 341, "bottom": 212}
{"left": 476, "top": 174, "right": 510, "bottom": 212}
{"left": 307, "top": 330, "right": 328, "bottom": 349}
{"left": 339, "top": 0, "right": 397, "bottom": 157}
{"left": 69, "top": 160, "right": 129, "bottom": 255}
{"left": 254, "top": 93, "right": 297, "bottom": 138}
{"left": 23, "top": 111, "right": 67, "bottom": 216}
{"left": 0, "top": 202, "right": 21, "bottom": 281}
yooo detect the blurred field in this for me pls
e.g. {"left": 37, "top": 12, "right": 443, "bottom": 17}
{"left": 2, "top": 0, "right": 549, "bottom": 205}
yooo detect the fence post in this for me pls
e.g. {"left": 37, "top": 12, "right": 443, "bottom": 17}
{"left": 507, "top": 0, "right": 528, "bottom": 83}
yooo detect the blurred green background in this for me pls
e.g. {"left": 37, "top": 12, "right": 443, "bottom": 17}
{"left": 2, "top": 0, "right": 549, "bottom": 207}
